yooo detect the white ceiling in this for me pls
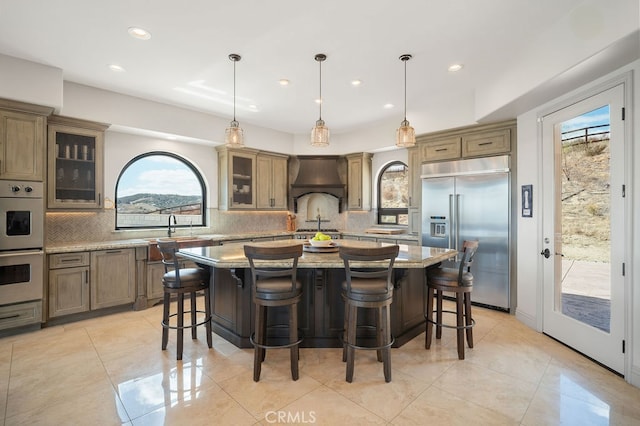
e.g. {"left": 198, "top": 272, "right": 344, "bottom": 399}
{"left": 0, "top": 0, "right": 616, "bottom": 135}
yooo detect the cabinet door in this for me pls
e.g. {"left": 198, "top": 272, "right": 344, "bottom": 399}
{"left": 256, "top": 155, "right": 272, "bottom": 209}
{"left": 347, "top": 156, "right": 362, "bottom": 209}
{"left": 421, "top": 137, "right": 461, "bottom": 161}
{"left": 91, "top": 249, "right": 136, "bottom": 310}
{"left": 256, "top": 155, "right": 288, "bottom": 210}
{"left": 47, "top": 121, "right": 106, "bottom": 209}
{"left": 0, "top": 110, "right": 45, "bottom": 181}
{"left": 49, "top": 266, "right": 90, "bottom": 317}
{"left": 462, "top": 129, "right": 511, "bottom": 157}
{"left": 229, "top": 151, "right": 256, "bottom": 209}
{"left": 270, "top": 155, "right": 288, "bottom": 209}
{"left": 146, "top": 261, "right": 166, "bottom": 301}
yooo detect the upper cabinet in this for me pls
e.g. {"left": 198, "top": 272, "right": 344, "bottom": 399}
{"left": 256, "top": 152, "right": 288, "bottom": 210}
{"left": 218, "top": 146, "right": 289, "bottom": 211}
{"left": 0, "top": 99, "right": 52, "bottom": 182}
{"left": 47, "top": 116, "right": 109, "bottom": 209}
{"left": 417, "top": 120, "right": 515, "bottom": 163}
{"left": 346, "top": 152, "right": 372, "bottom": 211}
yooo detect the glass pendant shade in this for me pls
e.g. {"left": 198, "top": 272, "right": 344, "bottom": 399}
{"left": 310, "top": 53, "right": 329, "bottom": 147}
{"left": 311, "top": 119, "right": 330, "bottom": 147}
{"left": 396, "top": 54, "right": 416, "bottom": 148}
{"left": 396, "top": 119, "right": 416, "bottom": 148}
{"left": 225, "top": 53, "right": 244, "bottom": 147}
{"left": 225, "top": 120, "right": 244, "bottom": 146}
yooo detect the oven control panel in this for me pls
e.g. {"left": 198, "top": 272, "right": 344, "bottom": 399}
{"left": 0, "top": 181, "right": 43, "bottom": 198}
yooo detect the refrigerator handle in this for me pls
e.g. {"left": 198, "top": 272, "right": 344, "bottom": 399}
{"left": 455, "top": 194, "right": 461, "bottom": 251}
{"left": 448, "top": 194, "right": 454, "bottom": 249}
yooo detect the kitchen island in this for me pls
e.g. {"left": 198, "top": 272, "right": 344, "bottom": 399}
{"left": 179, "top": 240, "right": 456, "bottom": 348}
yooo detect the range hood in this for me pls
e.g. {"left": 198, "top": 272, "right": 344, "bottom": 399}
{"left": 290, "top": 155, "right": 345, "bottom": 213}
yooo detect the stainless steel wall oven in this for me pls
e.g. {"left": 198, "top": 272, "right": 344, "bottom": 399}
{"left": 0, "top": 181, "right": 44, "bottom": 330}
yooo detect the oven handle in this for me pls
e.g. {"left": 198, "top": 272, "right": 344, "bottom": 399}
{"left": 0, "top": 249, "right": 44, "bottom": 259}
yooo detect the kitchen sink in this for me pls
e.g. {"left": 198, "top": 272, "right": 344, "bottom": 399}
{"left": 146, "top": 236, "right": 215, "bottom": 261}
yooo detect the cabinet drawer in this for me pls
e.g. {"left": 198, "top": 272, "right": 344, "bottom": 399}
{"left": 0, "top": 301, "right": 42, "bottom": 330}
{"left": 49, "top": 252, "right": 90, "bottom": 269}
{"left": 462, "top": 129, "right": 510, "bottom": 157}
{"left": 421, "top": 137, "right": 461, "bottom": 161}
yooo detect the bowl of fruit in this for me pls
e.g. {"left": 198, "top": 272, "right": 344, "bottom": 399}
{"left": 309, "top": 232, "right": 334, "bottom": 247}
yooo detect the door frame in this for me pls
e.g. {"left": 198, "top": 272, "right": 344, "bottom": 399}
{"left": 535, "top": 71, "right": 633, "bottom": 379}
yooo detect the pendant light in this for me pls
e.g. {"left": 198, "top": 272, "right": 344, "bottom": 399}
{"left": 396, "top": 54, "right": 416, "bottom": 148}
{"left": 225, "top": 53, "right": 244, "bottom": 147}
{"left": 311, "top": 53, "right": 329, "bottom": 147}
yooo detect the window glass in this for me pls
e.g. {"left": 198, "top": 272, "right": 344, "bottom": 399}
{"left": 115, "top": 152, "right": 205, "bottom": 229}
{"left": 378, "top": 162, "right": 408, "bottom": 225}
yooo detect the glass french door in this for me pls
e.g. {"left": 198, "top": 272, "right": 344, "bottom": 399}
{"left": 541, "top": 84, "right": 625, "bottom": 374}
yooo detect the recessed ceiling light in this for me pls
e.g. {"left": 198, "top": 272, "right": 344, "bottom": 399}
{"left": 315, "top": 98, "right": 323, "bottom": 104}
{"left": 448, "top": 63, "right": 464, "bottom": 72}
{"left": 279, "top": 79, "right": 290, "bottom": 86}
{"left": 351, "top": 79, "right": 362, "bottom": 86}
{"left": 383, "top": 103, "right": 394, "bottom": 109}
{"left": 249, "top": 104, "right": 258, "bottom": 110}
{"left": 108, "top": 64, "right": 126, "bottom": 72}
{"left": 128, "top": 27, "right": 151, "bottom": 40}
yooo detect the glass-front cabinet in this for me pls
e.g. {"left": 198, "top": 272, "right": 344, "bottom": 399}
{"left": 47, "top": 116, "right": 109, "bottom": 209}
{"left": 217, "top": 146, "right": 257, "bottom": 210}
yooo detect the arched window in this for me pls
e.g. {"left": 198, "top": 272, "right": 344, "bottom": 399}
{"left": 377, "top": 161, "right": 409, "bottom": 225}
{"left": 115, "top": 152, "right": 206, "bottom": 230}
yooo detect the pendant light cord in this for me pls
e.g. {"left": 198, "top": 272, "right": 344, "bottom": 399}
{"left": 403, "top": 57, "right": 407, "bottom": 122}
{"left": 233, "top": 58, "right": 237, "bottom": 122}
{"left": 318, "top": 58, "right": 323, "bottom": 121}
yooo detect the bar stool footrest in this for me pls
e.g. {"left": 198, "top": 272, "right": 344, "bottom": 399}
{"left": 425, "top": 309, "right": 475, "bottom": 330}
{"left": 162, "top": 310, "right": 211, "bottom": 330}
{"left": 250, "top": 324, "right": 303, "bottom": 350}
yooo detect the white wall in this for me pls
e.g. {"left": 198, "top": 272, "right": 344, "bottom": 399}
{"left": 0, "top": 54, "right": 63, "bottom": 109}
{"left": 103, "top": 131, "right": 219, "bottom": 208}
{"left": 516, "top": 60, "right": 640, "bottom": 386}
{"left": 476, "top": 0, "right": 640, "bottom": 121}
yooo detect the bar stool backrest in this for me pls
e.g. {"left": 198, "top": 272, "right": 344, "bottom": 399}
{"left": 339, "top": 245, "right": 399, "bottom": 296}
{"left": 244, "top": 244, "right": 303, "bottom": 296}
{"left": 157, "top": 238, "right": 182, "bottom": 278}
{"left": 458, "top": 240, "right": 479, "bottom": 285}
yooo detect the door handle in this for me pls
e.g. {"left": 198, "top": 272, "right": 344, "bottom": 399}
{"left": 540, "top": 248, "right": 551, "bottom": 258}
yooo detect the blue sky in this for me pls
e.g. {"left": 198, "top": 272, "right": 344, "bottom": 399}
{"left": 561, "top": 105, "right": 610, "bottom": 138}
{"left": 117, "top": 155, "right": 202, "bottom": 197}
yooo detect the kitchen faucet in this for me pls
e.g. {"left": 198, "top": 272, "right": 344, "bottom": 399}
{"left": 316, "top": 208, "right": 321, "bottom": 232}
{"left": 168, "top": 214, "right": 177, "bottom": 237}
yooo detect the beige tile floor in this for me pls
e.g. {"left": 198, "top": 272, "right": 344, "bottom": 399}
{"left": 1, "top": 299, "right": 639, "bottom": 425}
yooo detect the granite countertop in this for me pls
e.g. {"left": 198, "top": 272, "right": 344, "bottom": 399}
{"left": 45, "top": 239, "right": 150, "bottom": 254}
{"left": 179, "top": 239, "right": 455, "bottom": 269}
{"left": 44, "top": 230, "right": 419, "bottom": 254}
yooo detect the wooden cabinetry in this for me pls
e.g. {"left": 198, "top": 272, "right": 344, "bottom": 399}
{"left": 48, "top": 252, "right": 90, "bottom": 317}
{"left": 0, "top": 100, "right": 51, "bottom": 181}
{"left": 461, "top": 128, "right": 511, "bottom": 157}
{"left": 417, "top": 120, "right": 515, "bottom": 163}
{"left": 48, "top": 248, "right": 135, "bottom": 318}
{"left": 218, "top": 146, "right": 289, "bottom": 211}
{"left": 346, "top": 152, "right": 372, "bottom": 210}
{"left": 420, "top": 136, "right": 461, "bottom": 162}
{"left": 209, "top": 266, "right": 425, "bottom": 348}
{"left": 256, "top": 153, "right": 288, "bottom": 209}
{"left": 91, "top": 249, "right": 136, "bottom": 310}
{"left": 407, "top": 147, "right": 421, "bottom": 236}
{"left": 146, "top": 261, "right": 166, "bottom": 302}
{"left": 47, "top": 116, "right": 109, "bottom": 209}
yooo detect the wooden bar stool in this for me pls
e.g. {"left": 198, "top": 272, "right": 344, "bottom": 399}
{"left": 340, "top": 244, "right": 399, "bottom": 383}
{"left": 425, "top": 240, "right": 479, "bottom": 360}
{"left": 244, "top": 243, "right": 303, "bottom": 382}
{"left": 157, "top": 239, "right": 212, "bottom": 361}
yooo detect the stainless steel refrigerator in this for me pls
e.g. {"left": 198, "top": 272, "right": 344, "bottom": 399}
{"left": 421, "top": 155, "right": 510, "bottom": 311}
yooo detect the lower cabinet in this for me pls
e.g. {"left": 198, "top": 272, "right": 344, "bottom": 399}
{"left": 48, "top": 249, "right": 135, "bottom": 318}
{"left": 91, "top": 249, "right": 136, "bottom": 310}
{"left": 209, "top": 266, "right": 425, "bottom": 348}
